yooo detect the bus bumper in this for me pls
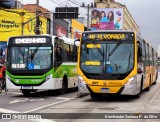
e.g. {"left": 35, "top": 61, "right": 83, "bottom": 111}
{"left": 120, "top": 82, "right": 138, "bottom": 95}
{"left": 78, "top": 81, "right": 90, "bottom": 94}
{"left": 78, "top": 82, "right": 138, "bottom": 96}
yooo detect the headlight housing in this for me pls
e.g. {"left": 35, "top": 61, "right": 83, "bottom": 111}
{"left": 78, "top": 75, "right": 86, "bottom": 85}
{"left": 6, "top": 74, "right": 11, "bottom": 81}
{"left": 46, "top": 74, "right": 52, "bottom": 81}
{"left": 124, "top": 77, "right": 135, "bottom": 86}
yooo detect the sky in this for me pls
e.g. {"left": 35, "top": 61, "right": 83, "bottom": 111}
{"left": 22, "top": 0, "right": 160, "bottom": 50}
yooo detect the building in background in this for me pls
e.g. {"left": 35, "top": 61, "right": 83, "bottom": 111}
{"left": 52, "top": 14, "right": 69, "bottom": 37}
{"left": 0, "top": 9, "right": 48, "bottom": 41}
{"left": 71, "top": 19, "right": 84, "bottom": 39}
{"left": 23, "top": 4, "right": 50, "bottom": 34}
{"left": 90, "top": 8, "right": 123, "bottom": 30}
{"left": 94, "top": 0, "right": 140, "bottom": 34}
{"left": 0, "top": 0, "right": 22, "bottom": 9}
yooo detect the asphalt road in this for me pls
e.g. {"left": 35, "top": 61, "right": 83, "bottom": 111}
{"left": 0, "top": 73, "right": 160, "bottom": 122}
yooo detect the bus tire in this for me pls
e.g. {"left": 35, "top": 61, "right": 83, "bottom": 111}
{"left": 90, "top": 93, "right": 99, "bottom": 99}
{"left": 60, "top": 76, "right": 68, "bottom": 94}
{"left": 145, "top": 76, "right": 151, "bottom": 91}
{"left": 134, "top": 93, "right": 140, "bottom": 99}
{"left": 134, "top": 76, "right": 143, "bottom": 99}
{"left": 22, "top": 90, "right": 30, "bottom": 96}
{"left": 153, "top": 74, "right": 158, "bottom": 85}
{"left": 140, "top": 76, "right": 144, "bottom": 92}
{"left": 152, "top": 80, "right": 156, "bottom": 85}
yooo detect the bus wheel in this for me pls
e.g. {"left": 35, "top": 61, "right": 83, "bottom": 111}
{"left": 60, "top": 76, "right": 68, "bottom": 94}
{"left": 134, "top": 93, "right": 140, "bottom": 99}
{"left": 145, "top": 77, "right": 151, "bottom": 91}
{"left": 134, "top": 77, "right": 143, "bottom": 99}
{"left": 153, "top": 74, "right": 158, "bottom": 85}
{"left": 152, "top": 80, "right": 156, "bottom": 85}
{"left": 22, "top": 90, "right": 30, "bottom": 96}
{"left": 90, "top": 93, "right": 99, "bottom": 99}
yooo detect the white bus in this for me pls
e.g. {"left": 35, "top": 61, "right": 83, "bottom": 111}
{"left": 6, "top": 35, "right": 79, "bottom": 95}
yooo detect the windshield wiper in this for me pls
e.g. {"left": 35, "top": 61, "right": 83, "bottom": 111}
{"left": 109, "top": 42, "right": 121, "bottom": 56}
{"left": 127, "top": 49, "right": 132, "bottom": 70}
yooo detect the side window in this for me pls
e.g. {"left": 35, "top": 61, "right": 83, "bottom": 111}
{"left": 137, "top": 41, "right": 142, "bottom": 62}
{"left": 54, "top": 39, "right": 63, "bottom": 64}
{"left": 148, "top": 47, "right": 150, "bottom": 66}
{"left": 142, "top": 41, "right": 146, "bottom": 62}
{"left": 71, "top": 44, "right": 77, "bottom": 62}
{"left": 62, "top": 43, "right": 71, "bottom": 62}
{"left": 145, "top": 44, "right": 149, "bottom": 66}
{"left": 152, "top": 48, "right": 154, "bottom": 66}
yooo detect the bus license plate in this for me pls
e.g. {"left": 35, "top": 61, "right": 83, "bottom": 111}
{"left": 22, "top": 86, "right": 32, "bottom": 89}
{"left": 101, "top": 88, "right": 110, "bottom": 93}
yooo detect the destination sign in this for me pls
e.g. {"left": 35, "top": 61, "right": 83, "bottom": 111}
{"left": 15, "top": 38, "right": 46, "bottom": 44}
{"left": 88, "top": 34, "right": 125, "bottom": 40}
{"left": 87, "top": 44, "right": 101, "bottom": 48}
{"left": 82, "top": 33, "right": 134, "bottom": 41}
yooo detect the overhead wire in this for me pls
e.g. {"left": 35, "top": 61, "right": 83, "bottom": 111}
{"left": 68, "top": 0, "right": 81, "bottom": 6}
{"left": 49, "top": 0, "right": 59, "bottom": 5}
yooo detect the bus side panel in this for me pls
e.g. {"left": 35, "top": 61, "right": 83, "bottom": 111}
{"left": 6, "top": 78, "right": 21, "bottom": 90}
{"left": 33, "top": 78, "right": 56, "bottom": 90}
{"left": 143, "top": 66, "right": 150, "bottom": 89}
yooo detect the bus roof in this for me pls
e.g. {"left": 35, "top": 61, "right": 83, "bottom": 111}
{"left": 8, "top": 34, "right": 58, "bottom": 40}
{"left": 59, "top": 37, "right": 79, "bottom": 46}
{"left": 82, "top": 30, "right": 135, "bottom": 34}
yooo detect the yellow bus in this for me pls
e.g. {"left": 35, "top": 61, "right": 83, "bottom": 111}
{"left": 77, "top": 30, "right": 158, "bottom": 98}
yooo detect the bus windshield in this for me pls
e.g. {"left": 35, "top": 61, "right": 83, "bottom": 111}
{"left": 8, "top": 46, "right": 52, "bottom": 70}
{"left": 80, "top": 41, "right": 134, "bottom": 76}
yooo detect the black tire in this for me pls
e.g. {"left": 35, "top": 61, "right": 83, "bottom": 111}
{"left": 134, "top": 76, "right": 143, "bottom": 99}
{"left": 22, "top": 90, "right": 30, "bottom": 96}
{"left": 134, "top": 93, "right": 140, "bottom": 99}
{"left": 140, "top": 76, "right": 143, "bottom": 92}
{"left": 152, "top": 80, "right": 156, "bottom": 85}
{"left": 145, "top": 77, "right": 151, "bottom": 91}
{"left": 145, "top": 84, "right": 150, "bottom": 91}
{"left": 153, "top": 74, "right": 158, "bottom": 85}
{"left": 90, "top": 93, "right": 99, "bottom": 99}
{"left": 60, "top": 76, "right": 68, "bottom": 94}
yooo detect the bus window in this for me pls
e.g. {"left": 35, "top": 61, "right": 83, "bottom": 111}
{"left": 55, "top": 46, "right": 62, "bottom": 63}
{"left": 62, "top": 43, "right": 71, "bottom": 62}
{"left": 71, "top": 44, "right": 77, "bottom": 62}
{"left": 137, "top": 41, "right": 142, "bottom": 62}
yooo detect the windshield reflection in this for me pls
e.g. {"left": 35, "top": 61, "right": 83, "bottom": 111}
{"left": 8, "top": 46, "right": 52, "bottom": 70}
{"left": 80, "top": 42, "right": 134, "bottom": 74}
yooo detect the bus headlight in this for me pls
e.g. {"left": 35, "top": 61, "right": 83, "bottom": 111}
{"left": 78, "top": 75, "right": 86, "bottom": 85}
{"left": 46, "top": 74, "right": 52, "bottom": 81}
{"left": 6, "top": 75, "right": 11, "bottom": 81}
{"left": 124, "top": 77, "right": 135, "bottom": 86}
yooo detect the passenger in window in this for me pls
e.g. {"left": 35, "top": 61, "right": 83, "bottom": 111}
{"left": 72, "top": 44, "right": 77, "bottom": 62}
{"left": 40, "top": 54, "right": 50, "bottom": 69}
{"left": 55, "top": 46, "right": 62, "bottom": 62}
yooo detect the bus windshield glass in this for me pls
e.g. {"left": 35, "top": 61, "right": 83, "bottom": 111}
{"left": 80, "top": 32, "right": 134, "bottom": 77}
{"left": 8, "top": 46, "right": 52, "bottom": 70}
